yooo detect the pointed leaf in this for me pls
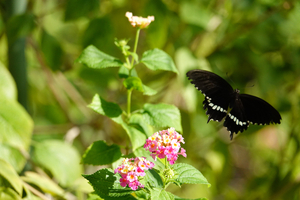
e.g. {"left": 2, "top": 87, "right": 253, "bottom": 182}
{"left": 142, "top": 84, "right": 157, "bottom": 96}
{"left": 82, "top": 140, "right": 122, "bottom": 165}
{"left": 120, "top": 123, "right": 146, "bottom": 151}
{"left": 0, "top": 188, "right": 22, "bottom": 200}
{"left": 0, "top": 144, "right": 26, "bottom": 173}
{"left": 77, "top": 45, "right": 123, "bottom": 69}
{"left": 129, "top": 114, "right": 154, "bottom": 137}
{"left": 141, "top": 48, "right": 178, "bottom": 73}
{"left": 32, "top": 140, "right": 82, "bottom": 187}
{"left": 144, "top": 169, "right": 163, "bottom": 188}
{"left": 0, "top": 159, "right": 23, "bottom": 195}
{"left": 150, "top": 188, "right": 174, "bottom": 200}
{"left": 21, "top": 172, "right": 65, "bottom": 197}
{"left": 0, "top": 97, "right": 33, "bottom": 150}
{"left": 88, "top": 94, "right": 122, "bottom": 118}
{"left": 142, "top": 103, "right": 182, "bottom": 132}
{"left": 171, "top": 163, "right": 210, "bottom": 187}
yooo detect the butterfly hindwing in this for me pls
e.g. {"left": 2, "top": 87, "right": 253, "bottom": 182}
{"left": 224, "top": 96, "right": 250, "bottom": 139}
{"left": 239, "top": 94, "right": 281, "bottom": 125}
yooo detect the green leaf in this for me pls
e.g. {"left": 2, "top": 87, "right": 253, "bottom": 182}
{"left": 32, "top": 140, "right": 82, "bottom": 187}
{"left": 0, "top": 159, "right": 23, "bottom": 195}
{"left": 21, "top": 171, "right": 65, "bottom": 197}
{"left": 88, "top": 94, "right": 122, "bottom": 118}
{"left": 82, "top": 140, "right": 122, "bottom": 165}
{"left": 120, "top": 123, "right": 146, "bottom": 151}
{"left": 141, "top": 48, "right": 178, "bottom": 73}
{"left": 174, "top": 196, "right": 208, "bottom": 200}
{"left": 77, "top": 45, "right": 123, "bottom": 69}
{"left": 0, "top": 144, "right": 26, "bottom": 173}
{"left": 0, "top": 62, "right": 17, "bottom": 100}
{"left": 144, "top": 169, "right": 163, "bottom": 188}
{"left": 142, "top": 84, "right": 157, "bottom": 96}
{"left": 0, "top": 187, "right": 22, "bottom": 200}
{"left": 142, "top": 103, "right": 182, "bottom": 132}
{"left": 171, "top": 163, "right": 210, "bottom": 187}
{"left": 0, "top": 97, "right": 33, "bottom": 150}
{"left": 129, "top": 114, "right": 154, "bottom": 137}
{"left": 83, "top": 168, "right": 136, "bottom": 199}
{"left": 40, "top": 29, "right": 64, "bottom": 71}
{"left": 123, "top": 77, "right": 144, "bottom": 92}
{"left": 150, "top": 188, "right": 174, "bottom": 200}
{"left": 64, "top": 0, "right": 99, "bottom": 21}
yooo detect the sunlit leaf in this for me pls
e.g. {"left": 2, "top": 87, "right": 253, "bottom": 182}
{"left": 77, "top": 45, "right": 123, "bottom": 69}
{"left": 0, "top": 144, "right": 25, "bottom": 173}
{"left": 32, "top": 140, "right": 82, "bottom": 187}
{"left": 0, "top": 98, "right": 33, "bottom": 150}
{"left": 82, "top": 140, "right": 122, "bottom": 165}
{"left": 0, "top": 187, "right": 22, "bottom": 200}
{"left": 0, "top": 62, "right": 17, "bottom": 100}
{"left": 171, "top": 163, "right": 211, "bottom": 187}
{"left": 142, "top": 103, "right": 182, "bottom": 132}
{"left": 141, "top": 48, "right": 178, "bottom": 73}
{"left": 21, "top": 171, "right": 65, "bottom": 197}
{"left": 150, "top": 188, "right": 174, "bottom": 200}
{"left": 0, "top": 159, "right": 23, "bottom": 195}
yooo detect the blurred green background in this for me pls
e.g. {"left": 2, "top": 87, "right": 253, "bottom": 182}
{"left": 0, "top": 0, "right": 299, "bottom": 199}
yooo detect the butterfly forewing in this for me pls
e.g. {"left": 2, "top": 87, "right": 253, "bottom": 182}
{"left": 187, "top": 70, "right": 234, "bottom": 123}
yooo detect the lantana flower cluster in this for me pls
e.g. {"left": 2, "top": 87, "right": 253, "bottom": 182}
{"left": 125, "top": 12, "right": 155, "bottom": 29}
{"left": 144, "top": 127, "right": 187, "bottom": 165}
{"left": 114, "top": 157, "right": 154, "bottom": 190}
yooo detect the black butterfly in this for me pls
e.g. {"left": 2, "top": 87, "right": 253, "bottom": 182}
{"left": 186, "top": 69, "right": 281, "bottom": 139}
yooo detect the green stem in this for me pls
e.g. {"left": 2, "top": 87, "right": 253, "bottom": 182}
{"left": 127, "top": 89, "right": 132, "bottom": 117}
{"left": 130, "top": 28, "right": 141, "bottom": 71}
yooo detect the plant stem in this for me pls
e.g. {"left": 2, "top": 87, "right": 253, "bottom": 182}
{"left": 127, "top": 89, "right": 132, "bottom": 117}
{"left": 130, "top": 28, "right": 141, "bottom": 70}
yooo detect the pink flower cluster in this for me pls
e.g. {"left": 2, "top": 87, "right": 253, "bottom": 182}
{"left": 144, "top": 127, "right": 187, "bottom": 165}
{"left": 114, "top": 157, "right": 154, "bottom": 190}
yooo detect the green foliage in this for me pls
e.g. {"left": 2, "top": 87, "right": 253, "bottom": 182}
{"left": 82, "top": 141, "right": 122, "bottom": 165}
{"left": 171, "top": 163, "right": 210, "bottom": 186}
{"left": 141, "top": 48, "right": 178, "bottom": 73}
{"left": 142, "top": 103, "right": 182, "bottom": 132}
{"left": 40, "top": 29, "right": 64, "bottom": 71}
{"left": 77, "top": 45, "right": 123, "bottom": 69}
{"left": 32, "top": 140, "right": 82, "bottom": 187}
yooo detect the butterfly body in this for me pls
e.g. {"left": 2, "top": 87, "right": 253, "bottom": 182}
{"left": 186, "top": 69, "right": 281, "bottom": 139}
